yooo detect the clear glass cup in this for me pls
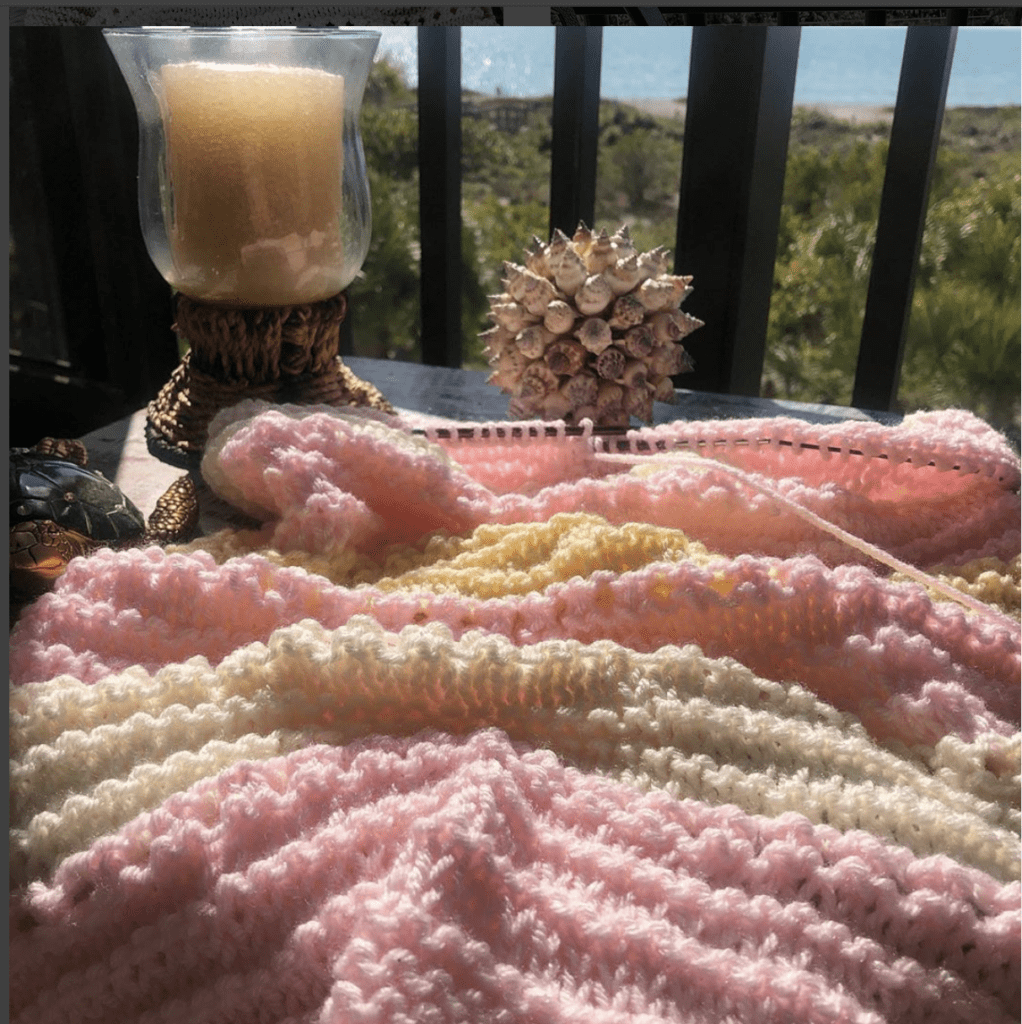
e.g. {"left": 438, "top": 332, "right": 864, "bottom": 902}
{"left": 104, "top": 27, "right": 380, "bottom": 308}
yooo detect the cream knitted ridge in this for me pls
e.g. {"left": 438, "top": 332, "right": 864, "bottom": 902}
{"left": 11, "top": 618, "right": 1019, "bottom": 885}
{"left": 12, "top": 537, "right": 1019, "bottom": 751}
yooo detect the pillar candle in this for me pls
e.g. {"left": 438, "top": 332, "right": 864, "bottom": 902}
{"left": 160, "top": 62, "right": 347, "bottom": 307}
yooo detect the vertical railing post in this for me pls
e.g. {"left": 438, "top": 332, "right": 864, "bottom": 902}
{"left": 549, "top": 27, "right": 602, "bottom": 236}
{"left": 417, "top": 26, "right": 462, "bottom": 367}
{"left": 852, "top": 27, "right": 957, "bottom": 411}
{"left": 674, "top": 27, "right": 800, "bottom": 396}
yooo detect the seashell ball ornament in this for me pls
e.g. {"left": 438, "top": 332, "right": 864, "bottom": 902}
{"left": 481, "top": 223, "right": 702, "bottom": 426}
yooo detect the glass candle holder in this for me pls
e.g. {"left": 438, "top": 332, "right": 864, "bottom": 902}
{"left": 104, "top": 27, "right": 394, "bottom": 467}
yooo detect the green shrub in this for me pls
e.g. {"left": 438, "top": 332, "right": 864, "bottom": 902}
{"left": 356, "top": 61, "right": 1019, "bottom": 432}
{"left": 764, "top": 122, "right": 1019, "bottom": 434}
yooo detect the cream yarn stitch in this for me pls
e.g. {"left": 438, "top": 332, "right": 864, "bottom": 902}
{"left": 9, "top": 401, "right": 1020, "bottom": 1023}
{"left": 11, "top": 617, "right": 1019, "bottom": 886}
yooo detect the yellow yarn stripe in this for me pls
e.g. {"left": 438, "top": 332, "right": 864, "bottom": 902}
{"left": 892, "top": 554, "right": 1021, "bottom": 620}
{"left": 176, "top": 512, "right": 712, "bottom": 595}
{"left": 176, "top": 511, "right": 1020, "bottom": 619}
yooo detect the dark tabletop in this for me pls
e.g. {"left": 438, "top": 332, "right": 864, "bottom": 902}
{"left": 76, "top": 358, "right": 903, "bottom": 532}
{"left": 343, "top": 357, "right": 904, "bottom": 427}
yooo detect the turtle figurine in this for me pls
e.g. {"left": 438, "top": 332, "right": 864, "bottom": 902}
{"left": 10, "top": 437, "right": 200, "bottom": 622}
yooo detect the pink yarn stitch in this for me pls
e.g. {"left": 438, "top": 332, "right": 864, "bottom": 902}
{"left": 10, "top": 730, "right": 1020, "bottom": 1024}
{"left": 8, "top": 403, "right": 1019, "bottom": 1024}
{"left": 199, "top": 403, "right": 1020, "bottom": 568}
{"left": 10, "top": 543, "right": 1018, "bottom": 748}
{"left": 421, "top": 407, "right": 1020, "bottom": 494}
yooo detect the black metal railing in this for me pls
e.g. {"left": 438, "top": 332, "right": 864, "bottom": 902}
{"left": 10, "top": 21, "right": 963, "bottom": 444}
{"left": 416, "top": 24, "right": 958, "bottom": 414}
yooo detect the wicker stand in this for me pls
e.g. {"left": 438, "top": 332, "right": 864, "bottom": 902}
{"left": 146, "top": 292, "right": 394, "bottom": 468}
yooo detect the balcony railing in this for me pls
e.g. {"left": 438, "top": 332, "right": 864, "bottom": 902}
{"left": 414, "top": 24, "right": 958, "bottom": 412}
{"left": 10, "top": 22, "right": 961, "bottom": 443}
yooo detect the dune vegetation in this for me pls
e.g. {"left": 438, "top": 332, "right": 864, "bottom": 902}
{"left": 351, "top": 56, "right": 1020, "bottom": 438}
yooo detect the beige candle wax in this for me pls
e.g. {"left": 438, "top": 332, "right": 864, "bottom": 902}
{"left": 161, "top": 62, "right": 347, "bottom": 307}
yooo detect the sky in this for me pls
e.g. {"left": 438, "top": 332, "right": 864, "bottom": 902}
{"left": 372, "top": 26, "right": 1021, "bottom": 107}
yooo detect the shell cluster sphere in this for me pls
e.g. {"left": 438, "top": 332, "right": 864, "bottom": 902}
{"left": 482, "top": 223, "right": 702, "bottom": 426}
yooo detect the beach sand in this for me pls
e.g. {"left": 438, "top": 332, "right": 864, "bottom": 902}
{"left": 622, "top": 98, "right": 895, "bottom": 124}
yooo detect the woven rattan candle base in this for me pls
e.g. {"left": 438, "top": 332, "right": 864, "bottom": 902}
{"left": 146, "top": 292, "right": 394, "bottom": 468}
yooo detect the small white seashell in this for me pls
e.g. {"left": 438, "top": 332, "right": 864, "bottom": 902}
{"left": 596, "top": 380, "right": 624, "bottom": 411}
{"left": 549, "top": 227, "right": 572, "bottom": 253}
{"left": 494, "top": 346, "right": 529, "bottom": 379}
{"left": 636, "top": 277, "right": 679, "bottom": 312}
{"left": 610, "top": 225, "right": 637, "bottom": 265}
{"left": 479, "top": 323, "right": 515, "bottom": 344}
{"left": 524, "top": 236, "right": 549, "bottom": 276}
{"left": 647, "top": 345, "right": 677, "bottom": 377}
{"left": 621, "top": 323, "right": 656, "bottom": 359}
{"left": 619, "top": 359, "right": 648, "bottom": 390}
{"left": 519, "top": 359, "right": 561, "bottom": 398}
{"left": 649, "top": 374, "right": 678, "bottom": 404}
{"left": 594, "top": 345, "right": 626, "bottom": 381}
{"left": 584, "top": 229, "right": 616, "bottom": 274}
{"left": 487, "top": 368, "right": 520, "bottom": 393}
{"left": 638, "top": 247, "right": 671, "bottom": 279}
{"left": 651, "top": 308, "right": 704, "bottom": 342}
{"left": 607, "top": 293, "right": 646, "bottom": 330}
{"left": 544, "top": 338, "right": 588, "bottom": 377}
{"left": 649, "top": 309, "right": 684, "bottom": 344}
{"left": 674, "top": 310, "right": 704, "bottom": 338}
{"left": 544, "top": 228, "right": 571, "bottom": 276}
{"left": 543, "top": 299, "right": 577, "bottom": 336}
{"left": 649, "top": 344, "right": 694, "bottom": 377}
{"left": 516, "top": 324, "right": 556, "bottom": 360}
{"left": 574, "top": 274, "right": 614, "bottom": 316}
{"left": 651, "top": 245, "right": 672, "bottom": 269}
{"left": 479, "top": 325, "right": 516, "bottom": 360}
{"left": 623, "top": 384, "right": 653, "bottom": 423}
{"left": 560, "top": 370, "right": 599, "bottom": 409}
{"left": 661, "top": 274, "right": 694, "bottom": 307}
{"left": 540, "top": 390, "right": 573, "bottom": 420}
{"left": 519, "top": 271, "right": 560, "bottom": 316}
{"left": 508, "top": 394, "right": 540, "bottom": 419}
{"left": 502, "top": 262, "right": 530, "bottom": 302}
{"left": 553, "top": 247, "right": 588, "bottom": 298}
{"left": 489, "top": 301, "right": 541, "bottom": 334}
{"left": 571, "top": 221, "right": 594, "bottom": 258}
{"left": 574, "top": 316, "right": 614, "bottom": 354}
{"left": 603, "top": 253, "right": 643, "bottom": 296}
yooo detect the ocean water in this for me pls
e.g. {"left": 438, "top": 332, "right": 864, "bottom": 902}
{"left": 375, "top": 26, "right": 1021, "bottom": 107}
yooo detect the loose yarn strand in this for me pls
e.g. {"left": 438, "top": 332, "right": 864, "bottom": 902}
{"left": 593, "top": 447, "right": 1018, "bottom": 627}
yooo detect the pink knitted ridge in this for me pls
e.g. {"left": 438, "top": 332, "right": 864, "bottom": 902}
{"left": 10, "top": 730, "right": 1020, "bottom": 1024}
{"left": 200, "top": 402, "right": 1021, "bottom": 568}
{"left": 10, "top": 542, "right": 1018, "bottom": 747}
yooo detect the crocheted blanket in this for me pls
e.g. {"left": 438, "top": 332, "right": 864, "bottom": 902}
{"left": 10, "top": 401, "right": 1021, "bottom": 1024}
